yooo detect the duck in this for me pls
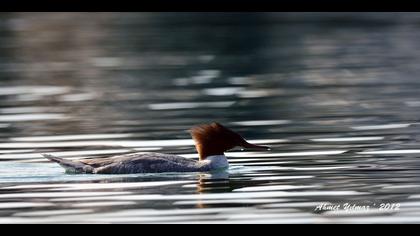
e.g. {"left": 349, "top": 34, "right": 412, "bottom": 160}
{"left": 42, "top": 122, "right": 269, "bottom": 174}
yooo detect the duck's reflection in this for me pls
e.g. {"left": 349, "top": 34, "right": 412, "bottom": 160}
{"left": 195, "top": 171, "right": 230, "bottom": 209}
{"left": 196, "top": 171, "right": 230, "bottom": 193}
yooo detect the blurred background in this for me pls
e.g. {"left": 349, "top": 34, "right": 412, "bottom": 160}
{"left": 1, "top": 13, "right": 420, "bottom": 138}
{"left": 1, "top": 13, "right": 420, "bottom": 223}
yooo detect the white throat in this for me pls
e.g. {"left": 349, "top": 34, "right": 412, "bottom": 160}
{"left": 201, "top": 155, "right": 229, "bottom": 170}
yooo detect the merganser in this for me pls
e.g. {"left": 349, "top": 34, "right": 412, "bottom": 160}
{"left": 42, "top": 122, "right": 269, "bottom": 174}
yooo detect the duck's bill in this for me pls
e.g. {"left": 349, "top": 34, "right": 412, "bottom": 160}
{"left": 241, "top": 141, "right": 270, "bottom": 150}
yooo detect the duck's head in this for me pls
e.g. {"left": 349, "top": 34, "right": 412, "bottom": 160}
{"left": 189, "top": 122, "right": 269, "bottom": 160}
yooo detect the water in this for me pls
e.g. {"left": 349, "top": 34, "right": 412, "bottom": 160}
{"left": 1, "top": 12, "right": 420, "bottom": 223}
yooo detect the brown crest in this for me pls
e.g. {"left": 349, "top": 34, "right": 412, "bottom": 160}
{"left": 189, "top": 122, "right": 268, "bottom": 160}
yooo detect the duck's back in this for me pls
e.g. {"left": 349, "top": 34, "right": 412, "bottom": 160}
{"left": 44, "top": 152, "right": 209, "bottom": 174}
{"left": 85, "top": 152, "right": 208, "bottom": 174}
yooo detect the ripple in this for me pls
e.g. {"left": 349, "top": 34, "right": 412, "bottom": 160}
{"left": 383, "top": 185, "right": 420, "bottom": 189}
{"left": 226, "top": 150, "right": 347, "bottom": 158}
{"left": 173, "top": 199, "right": 288, "bottom": 206}
{"left": 11, "top": 133, "right": 134, "bottom": 142}
{"left": 148, "top": 101, "right": 235, "bottom": 110}
{"left": 321, "top": 216, "right": 420, "bottom": 224}
{"left": 191, "top": 70, "right": 220, "bottom": 84}
{"left": 232, "top": 120, "right": 291, "bottom": 126}
{"left": 0, "top": 123, "right": 10, "bottom": 128}
{"left": 0, "top": 114, "right": 67, "bottom": 122}
{"left": 311, "top": 136, "right": 384, "bottom": 142}
{"left": 47, "top": 181, "right": 191, "bottom": 191}
{"left": 248, "top": 139, "right": 288, "bottom": 144}
{"left": 14, "top": 209, "right": 94, "bottom": 217}
{"left": 86, "top": 207, "right": 243, "bottom": 217}
{"left": 0, "top": 149, "right": 158, "bottom": 160}
{"left": 237, "top": 162, "right": 294, "bottom": 166}
{"left": 357, "top": 149, "right": 420, "bottom": 155}
{"left": 291, "top": 166, "right": 352, "bottom": 171}
{"left": 0, "top": 191, "right": 130, "bottom": 199}
{"left": 0, "top": 107, "right": 52, "bottom": 114}
{"left": 251, "top": 176, "right": 315, "bottom": 181}
{"left": 71, "top": 201, "right": 137, "bottom": 208}
{"left": 0, "top": 162, "right": 171, "bottom": 183}
{"left": 0, "top": 86, "right": 70, "bottom": 96}
{"left": 405, "top": 101, "right": 420, "bottom": 107}
{"left": 202, "top": 87, "right": 244, "bottom": 96}
{"left": 351, "top": 123, "right": 411, "bottom": 130}
{"left": 0, "top": 149, "right": 35, "bottom": 154}
{"left": 0, "top": 202, "right": 55, "bottom": 209}
{"left": 90, "top": 57, "right": 123, "bottom": 67}
{"left": 59, "top": 93, "right": 98, "bottom": 102}
{"left": 234, "top": 185, "right": 318, "bottom": 192}
{"left": 228, "top": 77, "right": 252, "bottom": 85}
{"left": 227, "top": 158, "right": 287, "bottom": 163}
{"left": 237, "top": 90, "right": 274, "bottom": 98}
{"left": 261, "top": 202, "right": 328, "bottom": 208}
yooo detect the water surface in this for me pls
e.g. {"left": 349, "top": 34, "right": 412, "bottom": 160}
{"left": 1, "top": 13, "right": 420, "bottom": 223}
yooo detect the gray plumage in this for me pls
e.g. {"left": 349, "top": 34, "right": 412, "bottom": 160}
{"left": 43, "top": 152, "right": 212, "bottom": 174}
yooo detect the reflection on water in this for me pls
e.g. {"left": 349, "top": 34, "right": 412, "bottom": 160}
{"left": 2, "top": 13, "right": 420, "bottom": 223}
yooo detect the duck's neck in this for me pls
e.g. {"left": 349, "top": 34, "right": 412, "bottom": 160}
{"left": 200, "top": 155, "right": 229, "bottom": 170}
